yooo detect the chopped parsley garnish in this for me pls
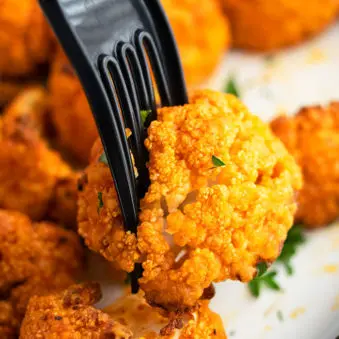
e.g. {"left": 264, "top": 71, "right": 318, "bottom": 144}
{"left": 277, "top": 225, "right": 305, "bottom": 275}
{"left": 140, "top": 109, "right": 152, "bottom": 124}
{"left": 212, "top": 155, "right": 226, "bottom": 168}
{"left": 248, "top": 267, "right": 281, "bottom": 298}
{"left": 277, "top": 310, "right": 284, "bottom": 322}
{"left": 97, "top": 192, "right": 104, "bottom": 213}
{"left": 224, "top": 77, "right": 240, "bottom": 97}
{"left": 248, "top": 225, "right": 306, "bottom": 297}
{"left": 99, "top": 152, "right": 108, "bottom": 166}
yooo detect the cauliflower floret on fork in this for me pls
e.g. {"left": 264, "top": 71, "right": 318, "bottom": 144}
{"left": 78, "top": 90, "right": 302, "bottom": 310}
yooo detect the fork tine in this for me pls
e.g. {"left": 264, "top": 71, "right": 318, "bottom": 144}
{"left": 138, "top": 31, "right": 172, "bottom": 108}
{"left": 100, "top": 55, "right": 144, "bottom": 174}
{"left": 117, "top": 43, "right": 154, "bottom": 122}
{"left": 116, "top": 42, "right": 152, "bottom": 196}
{"left": 116, "top": 42, "right": 144, "bottom": 135}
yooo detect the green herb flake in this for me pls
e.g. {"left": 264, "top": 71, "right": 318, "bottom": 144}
{"left": 256, "top": 262, "right": 269, "bottom": 277}
{"left": 248, "top": 263, "right": 281, "bottom": 298}
{"left": 224, "top": 77, "right": 240, "bottom": 97}
{"left": 277, "top": 224, "right": 305, "bottom": 275}
{"left": 140, "top": 109, "right": 152, "bottom": 124}
{"left": 99, "top": 152, "right": 109, "bottom": 166}
{"left": 97, "top": 192, "right": 104, "bottom": 214}
{"left": 212, "top": 155, "right": 226, "bottom": 168}
{"left": 277, "top": 310, "right": 284, "bottom": 322}
{"left": 229, "top": 330, "right": 236, "bottom": 337}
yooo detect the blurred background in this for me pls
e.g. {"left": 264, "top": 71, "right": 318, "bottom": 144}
{"left": 1, "top": 0, "right": 338, "bottom": 165}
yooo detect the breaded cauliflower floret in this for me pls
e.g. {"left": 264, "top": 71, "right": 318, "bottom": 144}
{"left": 0, "top": 80, "right": 38, "bottom": 108}
{"left": 0, "top": 210, "right": 84, "bottom": 337}
{"left": 222, "top": 0, "right": 338, "bottom": 51}
{"left": 138, "top": 90, "right": 302, "bottom": 308}
{"left": 46, "top": 173, "right": 80, "bottom": 229}
{"left": 271, "top": 103, "right": 339, "bottom": 228}
{"left": 48, "top": 50, "right": 98, "bottom": 164}
{"left": 0, "top": 0, "right": 53, "bottom": 77}
{"left": 78, "top": 139, "right": 139, "bottom": 272}
{"left": 162, "top": 0, "right": 230, "bottom": 87}
{"left": 0, "top": 88, "right": 77, "bottom": 224}
{"left": 0, "top": 302, "right": 18, "bottom": 339}
{"left": 78, "top": 90, "right": 301, "bottom": 310}
{"left": 20, "top": 283, "right": 227, "bottom": 339}
{"left": 20, "top": 282, "right": 132, "bottom": 339}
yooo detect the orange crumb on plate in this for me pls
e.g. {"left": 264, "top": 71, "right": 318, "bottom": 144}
{"left": 323, "top": 265, "right": 338, "bottom": 273}
{"left": 331, "top": 295, "right": 339, "bottom": 311}
{"left": 290, "top": 307, "right": 306, "bottom": 319}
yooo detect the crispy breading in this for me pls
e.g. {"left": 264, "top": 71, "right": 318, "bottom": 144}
{"left": 271, "top": 103, "right": 339, "bottom": 227}
{"left": 0, "top": 0, "right": 53, "bottom": 77}
{"left": 0, "top": 88, "right": 78, "bottom": 224}
{"left": 20, "top": 282, "right": 133, "bottom": 339}
{"left": 0, "top": 301, "right": 18, "bottom": 339}
{"left": 78, "top": 90, "right": 301, "bottom": 309}
{"left": 77, "top": 139, "right": 139, "bottom": 272}
{"left": 48, "top": 50, "right": 98, "bottom": 164}
{"left": 162, "top": 0, "right": 230, "bottom": 87}
{"left": 0, "top": 80, "right": 40, "bottom": 108}
{"left": 20, "top": 283, "right": 226, "bottom": 338}
{"left": 222, "top": 0, "right": 338, "bottom": 51}
{"left": 0, "top": 210, "right": 84, "bottom": 337}
{"left": 47, "top": 173, "right": 80, "bottom": 229}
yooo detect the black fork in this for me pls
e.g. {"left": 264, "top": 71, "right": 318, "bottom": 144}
{"left": 39, "top": 0, "right": 188, "bottom": 293}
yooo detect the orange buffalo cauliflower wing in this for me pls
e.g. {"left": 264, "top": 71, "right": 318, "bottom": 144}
{"left": 162, "top": 0, "right": 230, "bottom": 87}
{"left": 0, "top": 88, "right": 78, "bottom": 226}
{"left": 48, "top": 50, "right": 98, "bottom": 164}
{"left": 0, "top": 79, "right": 42, "bottom": 108}
{"left": 46, "top": 173, "right": 80, "bottom": 229}
{"left": 0, "top": 0, "right": 53, "bottom": 77}
{"left": 0, "top": 209, "right": 84, "bottom": 337}
{"left": 78, "top": 90, "right": 301, "bottom": 309}
{"left": 20, "top": 283, "right": 226, "bottom": 339}
{"left": 138, "top": 90, "right": 302, "bottom": 308}
{"left": 222, "top": 0, "right": 338, "bottom": 51}
{"left": 20, "top": 282, "right": 132, "bottom": 339}
{"left": 271, "top": 103, "right": 339, "bottom": 228}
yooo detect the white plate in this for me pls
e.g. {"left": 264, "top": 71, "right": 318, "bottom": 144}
{"left": 96, "top": 23, "right": 339, "bottom": 339}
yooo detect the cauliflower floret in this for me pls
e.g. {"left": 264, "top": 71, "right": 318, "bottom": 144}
{"left": 0, "top": 209, "right": 84, "bottom": 337}
{"left": 46, "top": 173, "right": 80, "bottom": 229}
{"left": 161, "top": 0, "right": 230, "bottom": 87}
{"left": 48, "top": 50, "right": 98, "bottom": 164}
{"left": 221, "top": 0, "right": 338, "bottom": 51}
{"left": 20, "top": 282, "right": 132, "bottom": 339}
{"left": 77, "top": 138, "right": 140, "bottom": 272}
{"left": 271, "top": 103, "right": 339, "bottom": 228}
{"left": 20, "top": 283, "right": 227, "bottom": 339}
{"left": 78, "top": 90, "right": 301, "bottom": 309}
{"left": 0, "top": 88, "right": 78, "bottom": 225}
{"left": 138, "top": 90, "right": 302, "bottom": 308}
{"left": 0, "top": 0, "right": 53, "bottom": 77}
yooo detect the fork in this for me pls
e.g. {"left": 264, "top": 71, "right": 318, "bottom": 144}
{"left": 39, "top": 0, "right": 188, "bottom": 293}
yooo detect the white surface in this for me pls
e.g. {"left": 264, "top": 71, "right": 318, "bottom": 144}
{"left": 98, "top": 23, "right": 339, "bottom": 339}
